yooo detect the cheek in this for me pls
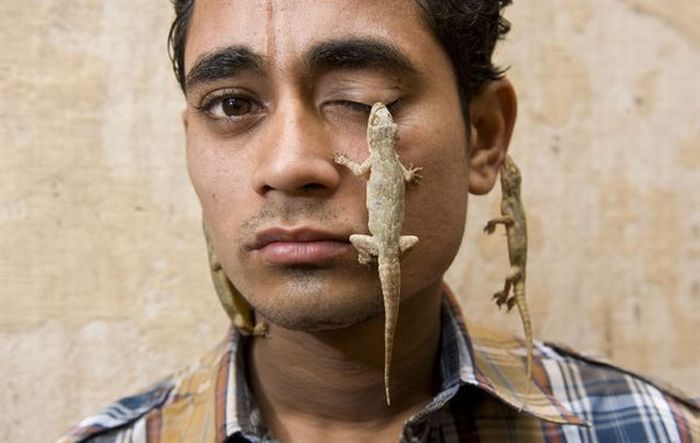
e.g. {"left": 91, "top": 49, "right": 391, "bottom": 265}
{"left": 186, "top": 126, "right": 219, "bottom": 205}
{"left": 187, "top": 128, "right": 244, "bottom": 205}
{"left": 410, "top": 164, "right": 468, "bottom": 261}
{"left": 185, "top": 128, "right": 253, "bottom": 250}
{"left": 401, "top": 119, "right": 470, "bottom": 279}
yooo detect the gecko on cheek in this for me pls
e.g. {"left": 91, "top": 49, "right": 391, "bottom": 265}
{"left": 334, "top": 102, "right": 422, "bottom": 406}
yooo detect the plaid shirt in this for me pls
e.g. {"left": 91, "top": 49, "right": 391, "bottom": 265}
{"left": 58, "top": 286, "right": 699, "bottom": 442}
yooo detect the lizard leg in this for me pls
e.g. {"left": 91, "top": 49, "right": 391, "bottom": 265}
{"left": 503, "top": 266, "right": 523, "bottom": 310}
{"left": 400, "top": 162, "right": 423, "bottom": 183}
{"left": 494, "top": 266, "right": 522, "bottom": 308}
{"left": 398, "top": 235, "right": 419, "bottom": 256}
{"left": 483, "top": 216, "right": 514, "bottom": 234}
{"left": 334, "top": 153, "right": 371, "bottom": 176}
{"left": 349, "top": 234, "right": 380, "bottom": 264}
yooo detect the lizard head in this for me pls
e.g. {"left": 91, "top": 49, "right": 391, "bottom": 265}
{"left": 500, "top": 155, "right": 522, "bottom": 194}
{"left": 367, "top": 102, "right": 398, "bottom": 148}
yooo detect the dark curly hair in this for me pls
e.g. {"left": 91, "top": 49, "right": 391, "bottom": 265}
{"left": 168, "top": 0, "right": 511, "bottom": 107}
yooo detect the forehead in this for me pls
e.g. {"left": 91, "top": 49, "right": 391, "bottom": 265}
{"left": 184, "top": 0, "right": 440, "bottom": 75}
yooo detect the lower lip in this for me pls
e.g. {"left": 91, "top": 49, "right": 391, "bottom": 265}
{"left": 256, "top": 241, "right": 351, "bottom": 265}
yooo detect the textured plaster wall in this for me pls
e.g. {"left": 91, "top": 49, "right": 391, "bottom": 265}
{"left": 1, "top": 1, "right": 698, "bottom": 441}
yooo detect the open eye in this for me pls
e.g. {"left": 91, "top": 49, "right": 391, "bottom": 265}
{"left": 196, "top": 91, "right": 262, "bottom": 121}
{"left": 218, "top": 97, "right": 253, "bottom": 117}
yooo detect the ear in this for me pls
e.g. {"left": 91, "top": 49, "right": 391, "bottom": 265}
{"left": 467, "top": 78, "right": 517, "bottom": 195}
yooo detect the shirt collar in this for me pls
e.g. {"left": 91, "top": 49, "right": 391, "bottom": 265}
{"left": 222, "top": 284, "right": 587, "bottom": 440}
{"left": 439, "top": 284, "right": 587, "bottom": 426}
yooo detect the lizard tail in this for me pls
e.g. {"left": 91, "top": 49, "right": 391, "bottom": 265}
{"left": 513, "top": 283, "right": 533, "bottom": 410}
{"left": 378, "top": 254, "right": 400, "bottom": 406}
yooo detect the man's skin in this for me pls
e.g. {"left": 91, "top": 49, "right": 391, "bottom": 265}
{"left": 182, "top": 1, "right": 516, "bottom": 441}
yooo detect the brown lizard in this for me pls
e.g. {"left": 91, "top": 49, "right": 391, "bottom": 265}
{"left": 483, "top": 154, "right": 533, "bottom": 409}
{"left": 334, "top": 102, "right": 421, "bottom": 405}
{"left": 204, "top": 223, "right": 268, "bottom": 336}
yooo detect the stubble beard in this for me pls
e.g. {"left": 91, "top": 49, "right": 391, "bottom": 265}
{"left": 225, "top": 201, "right": 385, "bottom": 332}
{"left": 248, "top": 265, "right": 385, "bottom": 331}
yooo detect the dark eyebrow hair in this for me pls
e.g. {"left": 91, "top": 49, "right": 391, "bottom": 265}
{"left": 185, "top": 46, "right": 266, "bottom": 92}
{"left": 184, "top": 38, "right": 416, "bottom": 93}
{"left": 305, "top": 38, "right": 417, "bottom": 76}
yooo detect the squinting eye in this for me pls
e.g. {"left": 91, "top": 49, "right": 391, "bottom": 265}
{"left": 335, "top": 99, "right": 401, "bottom": 115}
{"left": 340, "top": 101, "right": 372, "bottom": 113}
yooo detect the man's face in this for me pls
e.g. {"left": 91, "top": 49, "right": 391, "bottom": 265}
{"left": 184, "top": 0, "right": 470, "bottom": 330}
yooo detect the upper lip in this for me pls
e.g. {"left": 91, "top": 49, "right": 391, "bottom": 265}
{"left": 248, "top": 226, "right": 352, "bottom": 250}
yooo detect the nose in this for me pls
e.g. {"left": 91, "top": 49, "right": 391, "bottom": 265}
{"left": 252, "top": 99, "right": 341, "bottom": 197}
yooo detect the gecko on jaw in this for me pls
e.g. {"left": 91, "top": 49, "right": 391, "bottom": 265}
{"left": 205, "top": 222, "right": 269, "bottom": 337}
{"left": 333, "top": 102, "right": 421, "bottom": 406}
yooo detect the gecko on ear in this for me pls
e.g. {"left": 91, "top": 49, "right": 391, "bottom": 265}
{"left": 483, "top": 154, "right": 533, "bottom": 410}
{"left": 467, "top": 77, "right": 517, "bottom": 195}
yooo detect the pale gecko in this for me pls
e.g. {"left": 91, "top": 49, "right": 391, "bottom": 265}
{"left": 334, "top": 102, "right": 421, "bottom": 405}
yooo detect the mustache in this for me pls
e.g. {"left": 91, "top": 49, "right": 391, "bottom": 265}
{"left": 236, "top": 201, "right": 366, "bottom": 247}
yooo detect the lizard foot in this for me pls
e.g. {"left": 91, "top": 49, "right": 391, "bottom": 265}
{"left": 349, "top": 234, "right": 379, "bottom": 265}
{"left": 357, "top": 251, "right": 374, "bottom": 265}
{"left": 484, "top": 220, "right": 498, "bottom": 234}
{"left": 405, "top": 165, "right": 423, "bottom": 184}
{"left": 252, "top": 321, "right": 270, "bottom": 337}
{"left": 399, "top": 235, "right": 419, "bottom": 256}
{"left": 493, "top": 291, "right": 509, "bottom": 308}
{"left": 333, "top": 152, "right": 351, "bottom": 165}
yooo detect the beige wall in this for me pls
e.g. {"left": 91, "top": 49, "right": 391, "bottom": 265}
{"left": 1, "top": 1, "right": 698, "bottom": 441}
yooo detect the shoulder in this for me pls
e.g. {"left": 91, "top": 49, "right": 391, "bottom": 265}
{"left": 539, "top": 340, "right": 699, "bottom": 440}
{"left": 464, "top": 321, "right": 698, "bottom": 440}
{"left": 56, "top": 330, "right": 238, "bottom": 443}
{"left": 56, "top": 379, "right": 175, "bottom": 443}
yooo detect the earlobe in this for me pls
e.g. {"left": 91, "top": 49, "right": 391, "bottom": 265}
{"left": 467, "top": 78, "right": 517, "bottom": 195}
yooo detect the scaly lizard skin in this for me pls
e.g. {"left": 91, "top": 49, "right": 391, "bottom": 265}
{"left": 204, "top": 224, "right": 268, "bottom": 336}
{"left": 483, "top": 154, "right": 533, "bottom": 409}
{"left": 334, "top": 102, "right": 421, "bottom": 406}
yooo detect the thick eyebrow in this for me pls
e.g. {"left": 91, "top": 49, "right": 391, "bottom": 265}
{"left": 305, "top": 37, "right": 417, "bottom": 77}
{"left": 184, "top": 38, "right": 417, "bottom": 93}
{"left": 185, "top": 46, "right": 266, "bottom": 92}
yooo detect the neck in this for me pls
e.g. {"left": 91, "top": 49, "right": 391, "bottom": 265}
{"left": 248, "top": 280, "right": 443, "bottom": 441}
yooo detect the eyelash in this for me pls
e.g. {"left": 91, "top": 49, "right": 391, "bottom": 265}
{"left": 194, "top": 92, "right": 402, "bottom": 124}
{"left": 335, "top": 99, "right": 401, "bottom": 114}
{"left": 195, "top": 90, "right": 261, "bottom": 120}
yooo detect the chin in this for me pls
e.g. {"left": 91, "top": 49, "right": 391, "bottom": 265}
{"left": 245, "top": 267, "right": 385, "bottom": 332}
{"left": 260, "top": 308, "right": 381, "bottom": 332}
